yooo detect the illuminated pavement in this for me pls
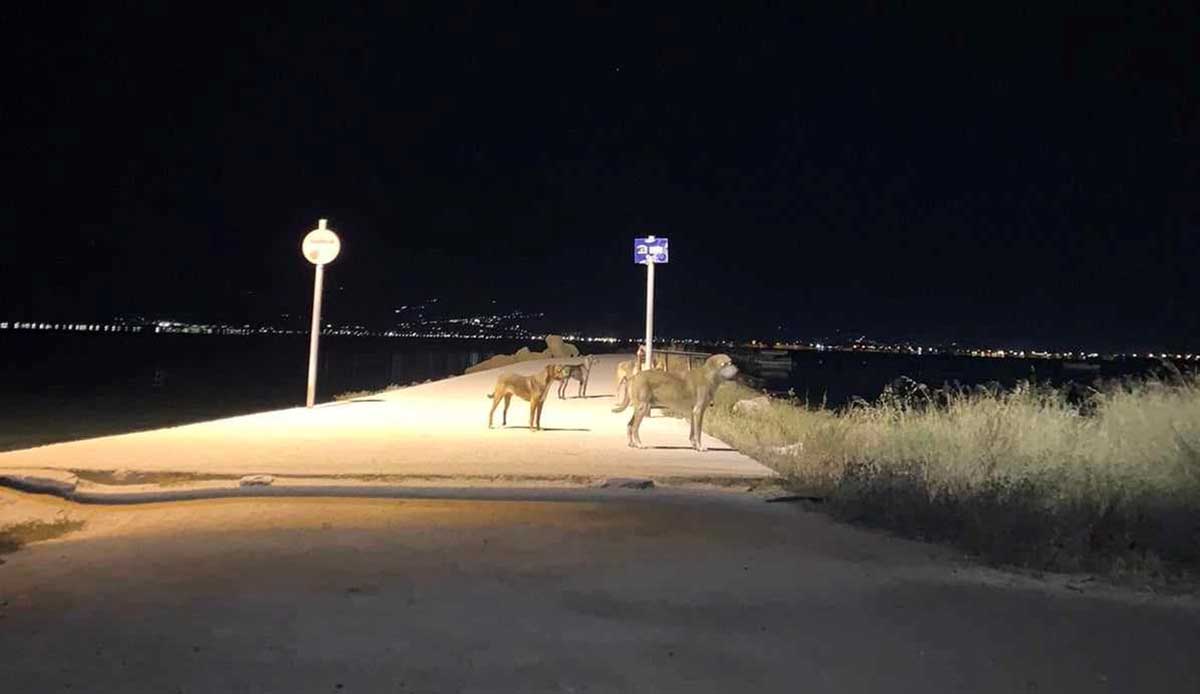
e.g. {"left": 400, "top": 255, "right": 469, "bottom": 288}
{"left": 0, "top": 355, "right": 774, "bottom": 485}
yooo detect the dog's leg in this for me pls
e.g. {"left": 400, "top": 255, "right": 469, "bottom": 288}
{"left": 488, "top": 392, "right": 502, "bottom": 428}
{"left": 635, "top": 402, "right": 651, "bottom": 447}
{"left": 502, "top": 394, "right": 512, "bottom": 426}
{"left": 692, "top": 405, "right": 707, "bottom": 451}
{"left": 557, "top": 378, "right": 565, "bottom": 400}
{"left": 629, "top": 403, "right": 650, "bottom": 448}
{"left": 530, "top": 396, "right": 541, "bottom": 431}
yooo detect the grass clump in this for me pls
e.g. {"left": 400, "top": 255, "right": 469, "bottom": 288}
{"left": 706, "top": 371, "right": 1200, "bottom": 580}
{"left": 71, "top": 470, "right": 232, "bottom": 487}
{"left": 0, "top": 518, "right": 86, "bottom": 554}
{"left": 333, "top": 383, "right": 411, "bottom": 401}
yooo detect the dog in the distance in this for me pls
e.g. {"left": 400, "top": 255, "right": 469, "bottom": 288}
{"left": 613, "top": 358, "right": 640, "bottom": 405}
{"left": 487, "top": 364, "right": 567, "bottom": 431}
{"left": 557, "top": 355, "right": 599, "bottom": 399}
{"left": 612, "top": 354, "right": 738, "bottom": 451}
{"left": 612, "top": 346, "right": 667, "bottom": 408}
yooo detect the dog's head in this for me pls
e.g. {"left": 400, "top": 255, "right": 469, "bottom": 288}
{"left": 706, "top": 354, "right": 739, "bottom": 381}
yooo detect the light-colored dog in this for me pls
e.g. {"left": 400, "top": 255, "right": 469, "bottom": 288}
{"left": 613, "top": 358, "right": 640, "bottom": 406}
{"left": 487, "top": 364, "right": 567, "bottom": 430}
{"left": 612, "top": 346, "right": 668, "bottom": 408}
{"left": 612, "top": 354, "right": 738, "bottom": 451}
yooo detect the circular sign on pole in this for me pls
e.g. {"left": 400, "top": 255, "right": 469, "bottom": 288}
{"left": 302, "top": 217, "right": 340, "bottom": 408}
{"left": 302, "top": 218, "right": 341, "bottom": 265}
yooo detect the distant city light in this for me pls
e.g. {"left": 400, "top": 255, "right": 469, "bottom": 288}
{"left": 0, "top": 316, "right": 1195, "bottom": 362}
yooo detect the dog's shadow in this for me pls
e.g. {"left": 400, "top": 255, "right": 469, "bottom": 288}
{"left": 645, "top": 445, "right": 737, "bottom": 452}
{"left": 564, "top": 394, "right": 612, "bottom": 399}
{"left": 499, "top": 426, "right": 592, "bottom": 432}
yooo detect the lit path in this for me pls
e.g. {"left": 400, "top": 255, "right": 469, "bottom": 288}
{"left": 0, "top": 355, "right": 773, "bottom": 484}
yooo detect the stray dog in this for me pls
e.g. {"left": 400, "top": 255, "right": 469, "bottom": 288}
{"left": 487, "top": 364, "right": 567, "bottom": 430}
{"left": 612, "top": 354, "right": 738, "bottom": 451}
{"left": 612, "top": 346, "right": 667, "bottom": 408}
{"left": 557, "top": 355, "right": 599, "bottom": 399}
{"left": 613, "top": 358, "right": 639, "bottom": 406}
{"left": 613, "top": 346, "right": 647, "bottom": 406}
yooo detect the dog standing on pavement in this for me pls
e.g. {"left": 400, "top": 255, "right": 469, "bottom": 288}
{"left": 613, "top": 346, "right": 668, "bottom": 408}
{"left": 487, "top": 364, "right": 567, "bottom": 431}
{"left": 613, "top": 346, "right": 647, "bottom": 406}
{"left": 612, "top": 354, "right": 739, "bottom": 451}
{"left": 557, "top": 355, "right": 599, "bottom": 399}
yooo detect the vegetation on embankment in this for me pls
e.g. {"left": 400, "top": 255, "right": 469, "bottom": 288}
{"left": 0, "top": 518, "right": 86, "bottom": 555}
{"left": 704, "top": 370, "right": 1200, "bottom": 582}
{"left": 333, "top": 384, "right": 408, "bottom": 401}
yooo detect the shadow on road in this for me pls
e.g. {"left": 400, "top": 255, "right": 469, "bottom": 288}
{"left": 499, "top": 426, "right": 593, "bottom": 432}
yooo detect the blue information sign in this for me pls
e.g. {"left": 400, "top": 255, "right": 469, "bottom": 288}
{"left": 633, "top": 237, "right": 669, "bottom": 264}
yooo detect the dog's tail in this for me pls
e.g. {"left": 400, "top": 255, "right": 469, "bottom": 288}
{"left": 610, "top": 380, "right": 631, "bottom": 413}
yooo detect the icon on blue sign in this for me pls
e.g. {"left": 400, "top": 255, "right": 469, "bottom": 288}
{"left": 633, "top": 236, "right": 669, "bottom": 264}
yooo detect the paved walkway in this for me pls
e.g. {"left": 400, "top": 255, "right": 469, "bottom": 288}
{"left": 0, "top": 355, "right": 773, "bottom": 484}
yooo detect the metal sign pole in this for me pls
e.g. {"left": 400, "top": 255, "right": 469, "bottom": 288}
{"left": 644, "top": 255, "right": 655, "bottom": 371}
{"left": 301, "top": 218, "right": 341, "bottom": 409}
{"left": 305, "top": 261, "right": 325, "bottom": 408}
{"left": 633, "top": 234, "right": 667, "bottom": 372}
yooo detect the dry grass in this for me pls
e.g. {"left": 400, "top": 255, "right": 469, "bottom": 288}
{"left": 333, "top": 383, "right": 408, "bottom": 401}
{"left": 70, "top": 470, "right": 234, "bottom": 487}
{"left": 0, "top": 518, "right": 86, "bottom": 555}
{"left": 704, "top": 371, "right": 1200, "bottom": 579}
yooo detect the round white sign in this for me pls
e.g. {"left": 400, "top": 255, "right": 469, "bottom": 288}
{"left": 302, "top": 219, "right": 341, "bottom": 265}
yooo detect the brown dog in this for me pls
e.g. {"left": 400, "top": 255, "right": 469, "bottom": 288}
{"left": 612, "top": 354, "right": 738, "bottom": 451}
{"left": 487, "top": 364, "right": 567, "bottom": 430}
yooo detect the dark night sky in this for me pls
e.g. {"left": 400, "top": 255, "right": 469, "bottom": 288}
{"left": 3, "top": 4, "right": 1197, "bottom": 351}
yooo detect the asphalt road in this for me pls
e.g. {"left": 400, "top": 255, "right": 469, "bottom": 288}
{"left": 2, "top": 489, "right": 1197, "bottom": 693}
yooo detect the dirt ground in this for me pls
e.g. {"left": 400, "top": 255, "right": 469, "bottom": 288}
{"left": 2, "top": 487, "right": 1197, "bottom": 693}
